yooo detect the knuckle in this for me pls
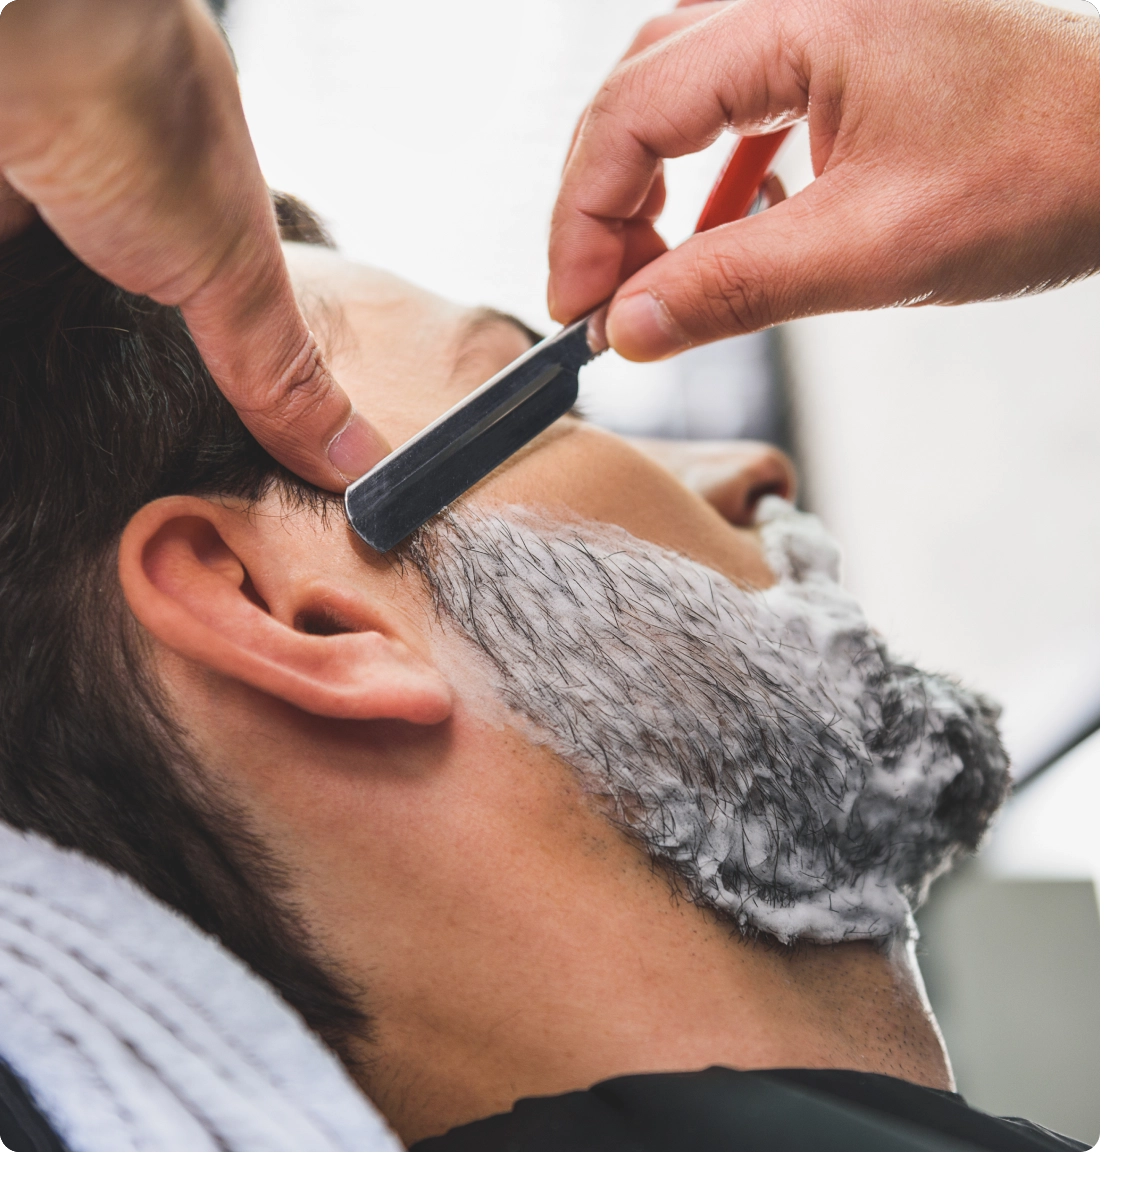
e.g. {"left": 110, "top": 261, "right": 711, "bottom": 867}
{"left": 251, "top": 334, "right": 342, "bottom": 431}
{"left": 597, "top": 43, "right": 714, "bottom": 160}
{"left": 698, "top": 245, "right": 767, "bottom": 335}
{"left": 586, "top": 69, "right": 631, "bottom": 132}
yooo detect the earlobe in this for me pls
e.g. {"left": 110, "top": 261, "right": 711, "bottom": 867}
{"left": 118, "top": 497, "right": 453, "bottom": 724}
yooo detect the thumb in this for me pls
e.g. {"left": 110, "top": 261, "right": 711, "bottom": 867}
{"left": 604, "top": 167, "right": 921, "bottom": 359}
{"left": 179, "top": 219, "right": 389, "bottom": 491}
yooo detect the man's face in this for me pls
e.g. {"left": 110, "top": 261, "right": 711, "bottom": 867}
{"left": 276, "top": 241, "right": 1006, "bottom": 945}
{"left": 127, "top": 245, "right": 812, "bottom": 1090}
{"left": 118, "top": 243, "right": 1004, "bottom": 1139}
{"left": 286, "top": 243, "right": 788, "bottom": 588}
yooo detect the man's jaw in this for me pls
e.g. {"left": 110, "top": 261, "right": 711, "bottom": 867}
{"left": 405, "top": 500, "right": 1010, "bottom": 945}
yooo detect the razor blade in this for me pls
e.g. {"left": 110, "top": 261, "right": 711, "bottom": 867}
{"left": 345, "top": 126, "right": 792, "bottom": 554}
{"left": 345, "top": 313, "right": 604, "bottom": 552}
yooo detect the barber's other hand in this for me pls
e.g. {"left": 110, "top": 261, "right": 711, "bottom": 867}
{"left": 549, "top": 0, "right": 1099, "bottom": 360}
{"left": 0, "top": 0, "right": 387, "bottom": 489}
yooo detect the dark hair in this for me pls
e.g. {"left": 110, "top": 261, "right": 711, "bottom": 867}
{"left": 0, "top": 196, "right": 366, "bottom": 1056}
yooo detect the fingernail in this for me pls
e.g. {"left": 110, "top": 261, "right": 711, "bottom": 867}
{"left": 585, "top": 305, "right": 609, "bottom": 355}
{"left": 328, "top": 414, "right": 388, "bottom": 482}
{"left": 606, "top": 291, "right": 689, "bottom": 361}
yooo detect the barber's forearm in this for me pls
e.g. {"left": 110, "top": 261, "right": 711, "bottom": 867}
{"left": 0, "top": 0, "right": 387, "bottom": 488}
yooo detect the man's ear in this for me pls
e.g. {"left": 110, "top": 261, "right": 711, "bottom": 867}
{"left": 118, "top": 496, "right": 453, "bottom": 723}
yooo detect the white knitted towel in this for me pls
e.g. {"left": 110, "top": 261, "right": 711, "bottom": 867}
{"left": 0, "top": 822, "right": 400, "bottom": 1151}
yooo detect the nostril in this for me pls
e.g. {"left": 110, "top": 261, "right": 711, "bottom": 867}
{"left": 690, "top": 444, "right": 798, "bottom": 527}
{"left": 740, "top": 480, "right": 791, "bottom": 527}
{"left": 744, "top": 480, "right": 788, "bottom": 513}
{"left": 295, "top": 608, "right": 354, "bottom": 637}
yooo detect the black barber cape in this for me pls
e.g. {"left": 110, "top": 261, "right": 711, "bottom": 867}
{"left": 413, "top": 1067, "right": 1090, "bottom": 1152}
{"left": 1, "top": 1056, "right": 1088, "bottom": 1152}
{"left": 0, "top": 1057, "right": 65, "bottom": 1151}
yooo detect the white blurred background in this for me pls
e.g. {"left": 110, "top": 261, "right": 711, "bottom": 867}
{"left": 218, "top": 0, "right": 1100, "bottom": 1143}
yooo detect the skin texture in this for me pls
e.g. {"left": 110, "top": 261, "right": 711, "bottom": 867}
{"left": 118, "top": 245, "right": 954, "bottom": 1145}
{"left": 0, "top": 0, "right": 386, "bottom": 487}
{"left": 548, "top": 0, "right": 1100, "bottom": 361}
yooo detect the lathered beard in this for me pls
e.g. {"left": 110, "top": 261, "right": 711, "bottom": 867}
{"left": 406, "top": 497, "right": 1010, "bottom": 943}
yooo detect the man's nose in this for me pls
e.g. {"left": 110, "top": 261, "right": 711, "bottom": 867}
{"left": 633, "top": 439, "right": 798, "bottom": 528}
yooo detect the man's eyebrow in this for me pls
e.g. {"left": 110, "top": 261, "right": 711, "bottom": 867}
{"left": 455, "top": 307, "right": 544, "bottom": 358}
{"left": 451, "top": 308, "right": 585, "bottom": 419}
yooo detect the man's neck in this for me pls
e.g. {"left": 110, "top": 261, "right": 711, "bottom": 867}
{"left": 355, "top": 913, "right": 953, "bottom": 1145}
{"left": 224, "top": 711, "right": 954, "bottom": 1146}
{"left": 330, "top": 766, "right": 953, "bottom": 1144}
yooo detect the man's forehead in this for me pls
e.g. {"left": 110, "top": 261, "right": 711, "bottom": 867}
{"left": 283, "top": 243, "right": 532, "bottom": 444}
{"left": 284, "top": 241, "right": 465, "bottom": 337}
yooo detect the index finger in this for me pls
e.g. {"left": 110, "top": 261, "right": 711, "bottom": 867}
{"left": 179, "top": 205, "right": 389, "bottom": 490}
{"left": 559, "top": 3, "right": 729, "bottom": 186}
{"left": 620, "top": 2, "right": 730, "bottom": 64}
{"left": 548, "top": 0, "right": 809, "bottom": 324}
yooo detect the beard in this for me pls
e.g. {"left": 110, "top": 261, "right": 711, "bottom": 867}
{"left": 404, "top": 497, "right": 1010, "bottom": 944}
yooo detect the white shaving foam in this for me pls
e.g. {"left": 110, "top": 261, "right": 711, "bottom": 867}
{"left": 407, "top": 499, "right": 1010, "bottom": 943}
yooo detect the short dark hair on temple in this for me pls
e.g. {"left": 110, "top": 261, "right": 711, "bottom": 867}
{"left": 0, "top": 194, "right": 366, "bottom": 1057}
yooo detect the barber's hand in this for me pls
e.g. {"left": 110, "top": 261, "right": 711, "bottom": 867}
{"left": 0, "top": 0, "right": 388, "bottom": 489}
{"left": 549, "top": 0, "right": 1099, "bottom": 361}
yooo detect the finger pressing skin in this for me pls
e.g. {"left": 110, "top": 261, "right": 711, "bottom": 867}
{"left": 178, "top": 205, "right": 389, "bottom": 487}
{"left": 548, "top": 0, "right": 810, "bottom": 323}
